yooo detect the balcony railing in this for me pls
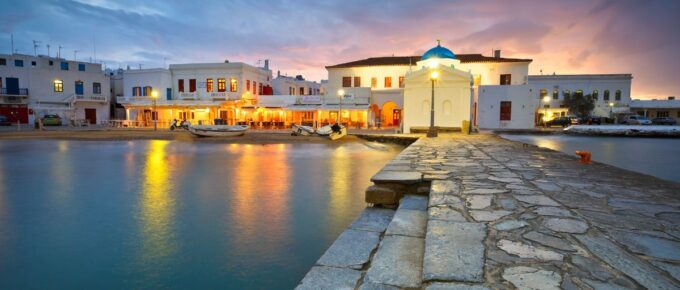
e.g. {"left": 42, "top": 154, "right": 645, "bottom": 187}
{"left": 75, "top": 95, "right": 108, "bottom": 102}
{"left": 0, "top": 88, "right": 29, "bottom": 96}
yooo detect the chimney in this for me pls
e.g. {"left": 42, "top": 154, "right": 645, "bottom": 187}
{"left": 264, "top": 59, "right": 269, "bottom": 70}
{"left": 669, "top": 96, "right": 676, "bottom": 100}
{"left": 494, "top": 50, "right": 501, "bottom": 58}
{"left": 277, "top": 70, "right": 280, "bottom": 77}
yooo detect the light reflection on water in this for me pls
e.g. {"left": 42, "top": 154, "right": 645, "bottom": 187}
{"left": 0, "top": 140, "right": 400, "bottom": 289}
{"left": 500, "top": 134, "right": 680, "bottom": 183}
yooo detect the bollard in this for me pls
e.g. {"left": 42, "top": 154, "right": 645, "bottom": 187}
{"left": 575, "top": 151, "right": 592, "bottom": 164}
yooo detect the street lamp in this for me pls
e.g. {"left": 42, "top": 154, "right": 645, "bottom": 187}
{"left": 609, "top": 102, "right": 614, "bottom": 122}
{"left": 151, "top": 90, "right": 158, "bottom": 131}
{"left": 542, "top": 95, "right": 551, "bottom": 128}
{"left": 337, "top": 89, "right": 344, "bottom": 124}
{"left": 427, "top": 71, "right": 439, "bottom": 137}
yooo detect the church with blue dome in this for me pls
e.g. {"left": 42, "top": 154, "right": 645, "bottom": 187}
{"left": 421, "top": 41, "right": 456, "bottom": 60}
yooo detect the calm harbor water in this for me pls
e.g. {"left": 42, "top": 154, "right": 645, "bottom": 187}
{"left": 500, "top": 134, "right": 680, "bottom": 183}
{"left": 0, "top": 140, "right": 401, "bottom": 289}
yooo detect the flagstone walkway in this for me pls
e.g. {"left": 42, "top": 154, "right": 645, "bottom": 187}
{"left": 296, "top": 134, "right": 680, "bottom": 290}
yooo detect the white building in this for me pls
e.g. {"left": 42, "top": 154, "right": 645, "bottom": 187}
{"left": 528, "top": 74, "right": 633, "bottom": 122}
{"left": 271, "top": 72, "right": 321, "bottom": 96}
{"left": 325, "top": 43, "right": 535, "bottom": 132}
{"left": 630, "top": 97, "right": 680, "bottom": 121}
{"left": 117, "top": 60, "right": 273, "bottom": 127}
{"left": 0, "top": 53, "right": 110, "bottom": 124}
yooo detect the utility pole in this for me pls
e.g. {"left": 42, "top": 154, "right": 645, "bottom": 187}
{"left": 33, "top": 40, "right": 41, "bottom": 56}
{"left": 10, "top": 33, "right": 14, "bottom": 55}
{"left": 46, "top": 44, "right": 51, "bottom": 57}
{"left": 74, "top": 50, "right": 79, "bottom": 61}
{"left": 58, "top": 46, "right": 62, "bottom": 58}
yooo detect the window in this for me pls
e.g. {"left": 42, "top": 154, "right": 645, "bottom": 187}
{"left": 189, "top": 79, "right": 196, "bottom": 92}
{"left": 657, "top": 111, "right": 669, "bottom": 118}
{"left": 166, "top": 88, "right": 172, "bottom": 100}
{"left": 384, "top": 77, "right": 392, "bottom": 88}
{"left": 132, "top": 87, "right": 141, "bottom": 96}
{"left": 500, "top": 74, "right": 511, "bottom": 85}
{"left": 206, "top": 78, "right": 213, "bottom": 92}
{"left": 539, "top": 89, "right": 548, "bottom": 99}
{"left": 218, "top": 78, "right": 226, "bottom": 92}
{"left": 0, "top": 58, "right": 6, "bottom": 65}
{"left": 54, "top": 80, "right": 63, "bottom": 92}
{"left": 553, "top": 89, "right": 559, "bottom": 99}
{"left": 603, "top": 90, "right": 610, "bottom": 100}
{"left": 246, "top": 80, "right": 250, "bottom": 91}
{"left": 258, "top": 83, "right": 262, "bottom": 95}
{"left": 230, "top": 78, "right": 237, "bottom": 92}
{"left": 93, "top": 82, "right": 101, "bottom": 94}
{"left": 342, "top": 77, "right": 351, "bottom": 87}
{"left": 178, "top": 79, "right": 185, "bottom": 92}
{"left": 615, "top": 90, "right": 622, "bottom": 101}
{"left": 399, "top": 76, "right": 405, "bottom": 88}
{"left": 563, "top": 90, "right": 571, "bottom": 99}
{"left": 593, "top": 90, "right": 599, "bottom": 100}
{"left": 15, "top": 59, "right": 24, "bottom": 67}
{"left": 49, "top": 60, "right": 53, "bottom": 66}
{"left": 78, "top": 63, "right": 86, "bottom": 71}
{"left": 354, "top": 76, "right": 361, "bottom": 87}
{"left": 252, "top": 81, "right": 257, "bottom": 94}
{"left": 500, "top": 101, "right": 512, "bottom": 120}
{"left": 60, "top": 62, "right": 69, "bottom": 70}
{"left": 371, "top": 77, "right": 377, "bottom": 88}
{"left": 143, "top": 86, "right": 152, "bottom": 96}
{"left": 575, "top": 89, "right": 583, "bottom": 97}
{"left": 300, "top": 87, "right": 305, "bottom": 95}
{"left": 31, "top": 61, "right": 36, "bottom": 66}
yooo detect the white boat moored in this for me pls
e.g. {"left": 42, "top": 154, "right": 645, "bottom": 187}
{"left": 188, "top": 125, "right": 249, "bottom": 137}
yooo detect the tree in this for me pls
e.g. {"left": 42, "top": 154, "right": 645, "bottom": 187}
{"left": 563, "top": 92, "right": 595, "bottom": 117}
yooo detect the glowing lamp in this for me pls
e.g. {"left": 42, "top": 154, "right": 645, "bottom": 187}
{"left": 430, "top": 71, "right": 439, "bottom": 80}
{"left": 428, "top": 59, "right": 439, "bottom": 68}
{"left": 542, "top": 96, "right": 551, "bottom": 103}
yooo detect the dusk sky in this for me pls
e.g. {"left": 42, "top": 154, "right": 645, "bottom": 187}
{"left": 2, "top": 0, "right": 679, "bottom": 99}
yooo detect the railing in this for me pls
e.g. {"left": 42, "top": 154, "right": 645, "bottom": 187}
{"left": 294, "top": 96, "right": 370, "bottom": 105}
{"left": 179, "top": 92, "right": 196, "bottom": 99}
{"left": 0, "top": 88, "right": 29, "bottom": 96}
{"left": 75, "top": 95, "right": 107, "bottom": 102}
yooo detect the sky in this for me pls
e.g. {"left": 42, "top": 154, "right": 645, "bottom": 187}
{"left": 1, "top": 0, "right": 679, "bottom": 99}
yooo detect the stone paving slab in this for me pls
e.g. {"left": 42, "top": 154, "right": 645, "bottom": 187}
{"left": 385, "top": 208, "right": 427, "bottom": 238}
{"left": 349, "top": 207, "right": 395, "bottom": 232}
{"left": 316, "top": 229, "right": 381, "bottom": 269}
{"left": 364, "top": 235, "right": 425, "bottom": 288}
{"left": 422, "top": 220, "right": 486, "bottom": 283}
{"left": 371, "top": 171, "right": 423, "bottom": 184}
{"left": 295, "top": 266, "right": 362, "bottom": 290}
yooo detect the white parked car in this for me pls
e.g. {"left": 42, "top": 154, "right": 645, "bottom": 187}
{"left": 623, "top": 115, "right": 652, "bottom": 125}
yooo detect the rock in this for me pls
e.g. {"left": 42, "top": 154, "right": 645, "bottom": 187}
{"left": 399, "top": 195, "right": 428, "bottom": 211}
{"left": 534, "top": 206, "right": 573, "bottom": 217}
{"left": 469, "top": 210, "right": 513, "bottom": 222}
{"left": 386, "top": 209, "right": 427, "bottom": 238}
{"left": 502, "top": 266, "right": 562, "bottom": 290}
{"left": 494, "top": 220, "right": 528, "bottom": 231}
{"left": 543, "top": 218, "right": 589, "bottom": 234}
{"left": 499, "top": 198, "right": 517, "bottom": 210}
{"left": 464, "top": 188, "right": 508, "bottom": 194}
{"left": 364, "top": 235, "right": 424, "bottom": 288}
{"left": 423, "top": 220, "right": 486, "bottom": 282}
{"left": 429, "top": 205, "right": 467, "bottom": 222}
{"left": 317, "top": 229, "right": 381, "bottom": 269}
{"left": 358, "top": 281, "right": 401, "bottom": 290}
{"left": 609, "top": 231, "right": 680, "bottom": 260}
{"left": 430, "top": 180, "right": 459, "bottom": 195}
{"left": 488, "top": 176, "right": 523, "bottom": 183}
{"left": 430, "top": 194, "right": 464, "bottom": 208}
{"left": 650, "top": 260, "right": 680, "bottom": 281}
{"left": 349, "top": 208, "right": 395, "bottom": 233}
{"left": 523, "top": 231, "right": 575, "bottom": 252}
{"left": 366, "top": 185, "right": 401, "bottom": 205}
{"left": 466, "top": 195, "right": 493, "bottom": 209}
{"left": 571, "top": 255, "right": 614, "bottom": 281}
{"left": 372, "top": 171, "right": 423, "bottom": 184}
{"left": 426, "top": 282, "right": 491, "bottom": 290}
{"left": 514, "top": 195, "right": 560, "bottom": 206}
{"left": 575, "top": 233, "right": 679, "bottom": 290}
{"left": 531, "top": 181, "right": 562, "bottom": 192}
{"left": 296, "top": 266, "right": 362, "bottom": 290}
{"left": 497, "top": 239, "right": 563, "bottom": 261}
{"left": 583, "top": 279, "right": 633, "bottom": 290}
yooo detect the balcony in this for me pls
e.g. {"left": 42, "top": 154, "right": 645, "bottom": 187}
{"left": 0, "top": 88, "right": 29, "bottom": 96}
{"left": 179, "top": 92, "right": 197, "bottom": 100}
{"left": 75, "top": 95, "right": 108, "bottom": 102}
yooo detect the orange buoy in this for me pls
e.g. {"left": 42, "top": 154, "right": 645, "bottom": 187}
{"left": 575, "top": 151, "right": 592, "bottom": 164}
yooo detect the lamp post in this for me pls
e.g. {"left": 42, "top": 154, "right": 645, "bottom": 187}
{"left": 337, "top": 89, "right": 344, "bottom": 125}
{"left": 609, "top": 102, "right": 614, "bottom": 123}
{"left": 151, "top": 90, "right": 158, "bottom": 131}
{"left": 427, "top": 71, "right": 439, "bottom": 137}
{"left": 542, "top": 96, "right": 551, "bottom": 128}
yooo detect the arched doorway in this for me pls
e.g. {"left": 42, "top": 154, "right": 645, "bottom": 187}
{"left": 381, "top": 101, "right": 400, "bottom": 127}
{"left": 369, "top": 104, "right": 379, "bottom": 127}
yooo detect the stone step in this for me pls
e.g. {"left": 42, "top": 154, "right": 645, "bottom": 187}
{"left": 422, "top": 219, "right": 487, "bottom": 283}
{"left": 362, "top": 195, "right": 428, "bottom": 288}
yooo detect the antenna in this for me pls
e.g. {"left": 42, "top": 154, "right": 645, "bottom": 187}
{"left": 92, "top": 35, "right": 97, "bottom": 63}
{"left": 46, "top": 44, "right": 51, "bottom": 57}
{"left": 10, "top": 33, "right": 14, "bottom": 55}
{"left": 58, "top": 45, "right": 63, "bottom": 58}
{"left": 73, "top": 50, "right": 79, "bottom": 61}
{"left": 32, "top": 40, "right": 41, "bottom": 56}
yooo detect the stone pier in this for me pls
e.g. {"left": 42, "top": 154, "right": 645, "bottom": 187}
{"left": 296, "top": 133, "right": 680, "bottom": 289}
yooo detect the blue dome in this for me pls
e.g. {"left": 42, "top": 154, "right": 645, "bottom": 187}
{"left": 422, "top": 44, "right": 456, "bottom": 60}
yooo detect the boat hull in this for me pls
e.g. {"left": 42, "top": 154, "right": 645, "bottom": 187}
{"left": 189, "top": 125, "right": 249, "bottom": 137}
{"left": 292, "top": 124, "right": 315, "bottom": 136}
{"left": 328, "top": 127, "right": 347, "bottom": 140}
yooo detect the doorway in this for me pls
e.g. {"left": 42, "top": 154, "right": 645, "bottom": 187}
{"left": 5, "top": 78, "right": 19, "bottom": 95}
{"left": 392, "top": 109, "right": 401, "bottom": 126}
{"left": 85, "top": 108, "right": 97, "bottom": 124}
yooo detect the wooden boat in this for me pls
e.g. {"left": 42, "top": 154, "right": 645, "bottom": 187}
{"left": 188, "top": 125, "right": 249, "bottom": 137}
{"left": 328, "top": 124, "right": 347, "bottom": 140}
{"left": 291, "top": 124, "right": 315, "bottom": 136}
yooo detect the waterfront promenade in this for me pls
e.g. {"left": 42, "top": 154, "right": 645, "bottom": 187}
{"left": 297, "top": 133, "right": 680, "bottom": 289}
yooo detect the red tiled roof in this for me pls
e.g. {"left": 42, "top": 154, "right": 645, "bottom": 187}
{"left": 326, "top": 54, "right": 532, "bottom": 69}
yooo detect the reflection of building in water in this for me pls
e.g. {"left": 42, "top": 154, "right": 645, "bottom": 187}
{"left": 139, "top": 140, "right": 176, "bottom": 264}
{"left": 231, "top": 144, "right": 291, "bottom": 256}
{"left": 51, "top": 141, "right": 73, "bottom": 202}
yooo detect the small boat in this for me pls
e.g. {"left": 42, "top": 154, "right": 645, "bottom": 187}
{"left": 316, "top": 125, "right": 333, "bottom": 136}
{"left": 188, "top": 125, "right": 249, "bottom": 137}
{"left": 328, "top": 124, "right": 347, "bottom": 140}
{"left": 291, "top": 124, "right": 315, "bottom": 136}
